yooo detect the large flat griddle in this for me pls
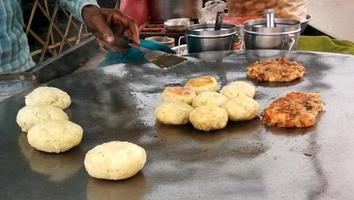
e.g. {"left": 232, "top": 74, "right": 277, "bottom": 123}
{"left": 1, "top": 50, "right": 354, "bottom": 200}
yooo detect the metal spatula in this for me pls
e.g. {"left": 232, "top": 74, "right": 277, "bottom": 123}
{"left": 115, "top": 37, "right": 187, "bottom": 68}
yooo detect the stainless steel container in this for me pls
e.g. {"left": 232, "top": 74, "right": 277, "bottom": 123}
{"left": 149, "top": 0, "right": 202, "bottom": 21}
{"left": 145, "top": 36, "right": 175, "bottom": 48}
{"left": 183, "top": 24, "right": 237, "bottom": 53}
{"left": 243, "top": 18, "right": 301, "bottom": 50}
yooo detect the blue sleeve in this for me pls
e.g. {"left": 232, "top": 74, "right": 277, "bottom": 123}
{"left": 57, "top": 0, "right": 99, "bottom": 21}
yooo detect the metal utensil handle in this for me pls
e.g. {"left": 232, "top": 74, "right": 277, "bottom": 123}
{"left": 214, "top": 12, "right": 224, "bottom": 30}
{"left": 288, "top": 34, "right": 296, "bottom": 51}
{"left": 177, "top": 36, "right": 185, "bottom": 55}
{"left": 129, "top": 43, "right": 151, "bottom": 54}
{"left": 266, "top": 9, "right": 275, "bottom": 28}
{"left": 114, "top": 36, "right": 152, "bottom": 54}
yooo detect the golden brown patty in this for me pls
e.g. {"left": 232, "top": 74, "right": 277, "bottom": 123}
{"left": 162, "top": 86, "right": 196, "bottom": 105}
{"left": 185, "top": 76, "right": 218, "bottom": 94}
{"left": 246, "top": 57, "right": 305, "bottom": 82}
{"left": 262, "top": 92, "right": 324, "bottom": 128}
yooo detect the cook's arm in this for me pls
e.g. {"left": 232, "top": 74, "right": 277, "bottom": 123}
{"left": 57, "top": 0, "right": 140, "bottom": 51}
{"left": 57, "top": 0, "right": 98, "bottom": 22}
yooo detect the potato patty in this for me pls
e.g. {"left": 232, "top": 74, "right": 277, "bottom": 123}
{"left": 185, "top": 76, "right": 218, "bottom": 94}
{"left": 246, "top": 57, "right": 305, "bottom": 82}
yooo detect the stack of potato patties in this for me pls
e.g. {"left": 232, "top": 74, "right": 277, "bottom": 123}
{"left": 16, "top": 87, "right": 83, "bottom": 153}
{"left": 154, "top": 75, "right": 260, "bottom": 131}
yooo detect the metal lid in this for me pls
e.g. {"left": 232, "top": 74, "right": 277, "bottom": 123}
{"left": 244, "top": 18, "right": 301, "bottom": 36}
{"left": 186, "top": 24, "right": 237, "bottom": 38}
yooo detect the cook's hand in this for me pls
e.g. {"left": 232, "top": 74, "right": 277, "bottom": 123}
{"left": 82, "top": 5, "right": 140, "bottom": 52}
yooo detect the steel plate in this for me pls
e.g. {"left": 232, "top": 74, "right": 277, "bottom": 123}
{"left": 1, "top": 50, "right": 354, "bottom": 200}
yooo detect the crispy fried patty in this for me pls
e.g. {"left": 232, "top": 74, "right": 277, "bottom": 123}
{"left": 246, "top": 57, "right": 305, "bottom": 82}
{"left": 262, "top": 92, "right": 324, "bottom": 128}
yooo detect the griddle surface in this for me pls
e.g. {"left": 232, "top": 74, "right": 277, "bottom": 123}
{"left": 1, "top": 50, "right": 354, "bottom": 200}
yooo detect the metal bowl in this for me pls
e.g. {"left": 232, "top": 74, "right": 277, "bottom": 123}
{"left": 145, "top": 36, "right": 176, "bottom": 48}
{"left": 164, "top": 18, "right": 191, "bottom": 31}
{"left": 185, "top": 24, "right": 237, "bottom": 53}
{"left": 243, "top": 18, "right": 301, "bottom": 50}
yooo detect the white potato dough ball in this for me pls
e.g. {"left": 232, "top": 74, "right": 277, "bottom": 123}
{"left": 25, "top": 86, "right": 71, "bottom": 109}
{"left": 154, "top": 102, "right": 193, "bottom": 125}
{"left": 16, "top": 105, "right": 69, "bottom": 132}
{"left": 185, "top": 76, "right": 218, "bottom": 94}
{"left": 220, "top": 81, "right": 256, "bottom": 99}
{"left": 162, "top": 86, "right": 196, "bottom": 105}
{"left": 222, "top": 96, "right": 259, "bottom": 121}
{"left": 189, "top": 105, "right": 228, "bottom": 131}
{"left": 84, "top": 141, "right": 147, "bottom": 180}
{"left": 27, "top": 120, "right": 83, "bottom": 153}
{"left": 192, "top": 91, "right": 228, "bottom": 107}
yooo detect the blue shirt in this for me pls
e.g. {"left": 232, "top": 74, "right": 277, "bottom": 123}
{"left": 0, "top": 0, "right": 98, "bottom": 73}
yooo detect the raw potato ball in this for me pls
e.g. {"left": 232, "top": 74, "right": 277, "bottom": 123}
{"left": 162, "top": 86, "right": 196, "bottom": 105}
{"left": 27, "top": 120, "right": 83, "bottom": 153}
{"left": 192, "top": 91, "right": 228, "bottom": 107}
{"left": 185, "top": 76, "right": 218, "bottom": 94}
{"left": 154, "top": 102, "right": 193, "bottom": 125}
{"left": 84, "top": 141, "right": 147, "bottom": 180}
{"left": 222, "top": 96, "right": 259, "bottom": 121}
{"left": 25, "top": 87, "right": 71, "bottom": 109}
{"left": 220, "top": 81, "right": 256, "bottom": 99}
{"left": 16, "top": 105, "right": 69, "bottom": 132}
{"left": 189, "top": 106, "right": 228, "bottom": 131}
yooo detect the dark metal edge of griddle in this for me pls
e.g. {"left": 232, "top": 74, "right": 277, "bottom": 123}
{"left": 31, "top": 37, "right": 100, "bottom": 84}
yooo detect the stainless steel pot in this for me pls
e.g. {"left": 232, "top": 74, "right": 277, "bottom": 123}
{"left": 181, "top": 24, "right": 237, "bottom": 53}
{"left": 243, "top": 18, "right": 301, "bottom": 50}
{"left": 149, "top": 0, "right": 202, "bottom": 21}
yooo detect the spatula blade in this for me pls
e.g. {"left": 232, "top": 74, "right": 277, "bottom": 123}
{"left": 145, "top": 52, "right": 188, "bottom": 68}
{"left": 131, "top": 45, "right": 187, "bottom": 68}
